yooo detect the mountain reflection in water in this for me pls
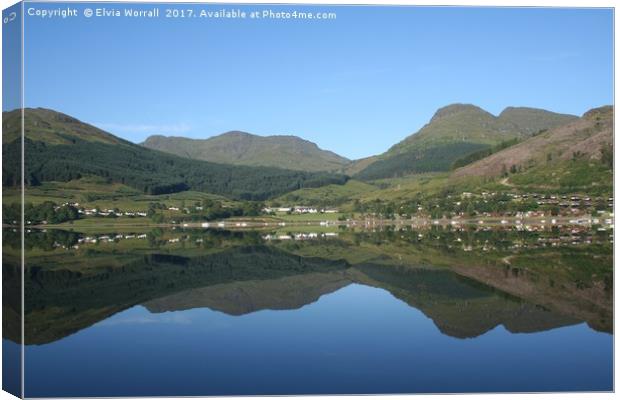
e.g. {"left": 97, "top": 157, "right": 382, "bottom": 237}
{"left": 2, "top": 226, "right": 613, "bottom": 395}
{"left": 3, "top": 226, "right": 612, "bottom": 345}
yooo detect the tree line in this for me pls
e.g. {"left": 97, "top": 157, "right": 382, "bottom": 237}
{"left": 2, "top": 138, "right": 349, "bottom": 200}
{"left": 3, "top": 201, "right": 80, "bottom": 225}
{"left": 355, "top": 142, "right": 488, "bottom": 180}
{"left": 451, "top": 138, "right": 520, "bottom": 170}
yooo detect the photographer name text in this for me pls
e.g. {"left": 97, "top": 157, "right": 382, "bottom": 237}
{"left": 26, "top": 7, "right": 337, "bottom": 20}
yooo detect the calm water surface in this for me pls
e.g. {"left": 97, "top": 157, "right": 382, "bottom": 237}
{"left": 3, "top": 227, "right": 613, "bottom": 396}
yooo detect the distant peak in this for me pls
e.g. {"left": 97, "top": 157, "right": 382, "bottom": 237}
{"left": 19, "top": 107, "right": 81, "bottom": 124}
{"left": 430, "top": 103, "right": 488, "bottom": 122}
{"left": 499, "top": 106, "right": 538, "bottom": 114}
{"left": 219, "top": 130, "right": 255, "bottom": 138}
{"left": 582, "top": 105, "right": 613, "bottom": 121}
{"left": 142, "top": 134, "right": 169, "bottom": 144}
{"left": 218, "top": 131, "right": 312, "bottom": 144}
{"left": 499, "top": 106, "right": 577, "bottom": 118}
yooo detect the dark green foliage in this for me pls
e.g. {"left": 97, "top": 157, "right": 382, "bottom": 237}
{"left": 2, "top": 140, "right": 21, "bottom": 186}
{"left": 3, "top": 201, "right": 80, "bottom": 225}
{"left": 158, "top": 200, "right": 265, "bottom": 222}
{"left": 3, "top": 229, "right": 81, "bottom": 251}
{"left": 451, "top": 138, "right": 520, "bottom": 170}
{"left": 3, "top": 138, "right": 348, "bottom": 200}
{"left": 356, "top": 142, "right": 488, "bottom": 180}
{"left": 6, "top": 240, "right": 350, "bottom": 344}
{"left": 601, "top": 145, "right": 613, "bottom": 169}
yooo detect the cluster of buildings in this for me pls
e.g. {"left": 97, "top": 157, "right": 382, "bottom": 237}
{"left": 62, "top": 202, "right": 206, "bottom": 218}
{"left": 507, "top": 193, "right": 613, "bottom": 209}
{"left": 55, "top": 232, "right": 200, "bottom": 249}
{"left": 409, "top": 224, "right": 613, "bottom": 252}
{"left": 77, "top": 233, "right": 149, "bottom": 244}
{"left": 464, "top": 192, "right": 612, "bottom": 207}
{"left": 448, "top": 192, "right": 614, "bottom": 216}
{"left": 48, "top": 230, "right": 344, "bottom": 250}
{"left": 80, "top": 208, "right": 148, "bottom": 217}
{"left": 262, "top": 206, "right": 338, "bottom": 214}
{"left": 60, "top": 202, "right": 149, "bottom": 217}
{"left": 262, "top": 232, "right": 339, "bottom": 241}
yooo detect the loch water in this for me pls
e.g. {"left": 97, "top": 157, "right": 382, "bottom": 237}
{"left": 3, "top": 226, "right": 613, "bottom": 396}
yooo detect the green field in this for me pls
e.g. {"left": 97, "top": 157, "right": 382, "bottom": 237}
{"left": 353, "top": 173, "right": 453, "bottom": 203}
{"left": 273, "top": 211, "right": 348, "bottom": 222}
{"left": 5, "top": 177, "right": 230, "bottom": 211}
{"left": 274, "top": 179, "right": 377, "bottom": 208}
{"left": 40, "top": 216, "right": 161, "bottom": 230}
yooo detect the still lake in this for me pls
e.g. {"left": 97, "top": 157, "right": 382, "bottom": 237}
{"left": 4, "top": 226, "right": 613, "bottom": 396}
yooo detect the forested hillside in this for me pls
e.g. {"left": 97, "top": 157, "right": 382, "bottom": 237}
{"left": 2, "top": 109, "right": 348, "bottom": 200}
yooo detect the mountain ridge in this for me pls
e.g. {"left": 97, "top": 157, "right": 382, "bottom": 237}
{"left": 142, "top": 130, "right": 350, "bottom": 172}
{"left": 4, "top": 104, "right": 591, "bottom": 190}
{"left": 354, "top": 104, "right": 579, "bottom": 180}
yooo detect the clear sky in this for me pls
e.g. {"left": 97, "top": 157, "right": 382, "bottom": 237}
{"left": 17, "top": 3, "right": 614, "bottom": 159}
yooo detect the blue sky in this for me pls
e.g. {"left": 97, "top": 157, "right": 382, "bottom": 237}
{"left": 17, "top": 4, "right": 614, "bottom": 159}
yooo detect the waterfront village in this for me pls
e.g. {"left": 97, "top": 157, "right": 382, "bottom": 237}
{"left": 22, "top": 191, "right": 614, "bottom": 229}
{"left": 67, "top": 205, "right": 337, "bottom": 218}
{"left": 24, "top": 221, "right": 613, "bottom": 252}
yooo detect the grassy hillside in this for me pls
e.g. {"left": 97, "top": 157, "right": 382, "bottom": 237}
{"left": 507, "top": 159, "right": 613, "bottom": 195}
{"left": 387, "top": 104, "right": 517, "bottom": 154}
{"left": 2, "top": 109, "right": 348, "bottom": 200}
{"left": 349, "top": 150, "right": 612, "bottom": 211}
{"left": 2, "top": 108, "right": 125, "bottom": 145}
{"left": 497, "top": 106, "right": 577, "bottom": 135}
{"left": 354, "top": 104, "right": 578, "bottom": 180}
{"left": 352, "top": 173, "right": 455, "bottom": 204}
{"left": 4, "top": 177, "right": 229, "bottom": 211}
{"left": 274, "top": 179, "right": 377, "bottom": 207}
{"left": 142, "top": 131, "right": 350, "bottom": 172}
{"left": 453, "top": 106, "right": 613, "bottom": 186}
{"left": 354, "top": 106, "right": 613, "bottom": 203}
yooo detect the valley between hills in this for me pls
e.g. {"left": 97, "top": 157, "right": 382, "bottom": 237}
{"left": 2, "top": 103, "right": 613, "bottom": 229}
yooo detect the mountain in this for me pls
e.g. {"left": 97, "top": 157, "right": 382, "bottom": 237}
{"left": 350, "top": 263, "right": 579, "bottom": 339}
{"left": 497, "top": 106, "right": 580, "bottom": 135}
{"left": 8, "top": 233, "right": 597, "bottom": 344}
{"left": 453, "top": 106, "right": 613, "bottom": 183}
{"left": 144, "top": 271, "right": 351, "bottom": 315}
{"left": 144, "top": 262, "right": 579, "bottom": 339}
{"left": 142, "top": 131, "right": 350, "bottom": 172}
{"left": 2, "top": 108, "right": 348, "bottom": 200}
{"left": 2, "top": 108, "right": 126, "bottom": 145}
{"left": 354, "top": 104, "right": 578, "bottom": 180}
{"left": 8, "top": 243, "right": 351, "bottom": 345}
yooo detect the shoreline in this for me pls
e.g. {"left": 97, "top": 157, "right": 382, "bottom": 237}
{"left": 10, "top": 213, "right": 612, "bottom": 231}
